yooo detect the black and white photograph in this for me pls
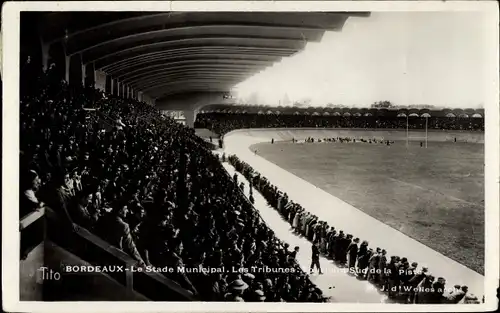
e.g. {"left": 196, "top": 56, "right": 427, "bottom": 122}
{"left": 3, "top": 1, "right": 499, "bottom": 312}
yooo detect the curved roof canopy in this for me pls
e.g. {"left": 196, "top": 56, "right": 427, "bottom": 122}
{"left": 36, "top": 12, "right": 369, "bottom": 101}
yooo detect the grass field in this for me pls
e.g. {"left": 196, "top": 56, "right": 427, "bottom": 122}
{"left": 251, "top": 140, "right": 485, "bottom": 274}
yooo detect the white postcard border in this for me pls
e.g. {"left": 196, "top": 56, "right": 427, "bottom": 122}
{"left": 2, "top": 1, "right": 499, "bottom": 312}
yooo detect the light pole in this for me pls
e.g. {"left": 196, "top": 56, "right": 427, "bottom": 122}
{"left": 406, "top": 114, "right": 409, "bottom": 147}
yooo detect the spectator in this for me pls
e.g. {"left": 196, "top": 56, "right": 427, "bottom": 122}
{"left": 71, "top": 187, "right": 98, "bottom": 228}
{"left": 20, "top": 170, "right": 44, "bottom": 217}
{"left": 347, "top": 237, "right": 360, "bottom": 273}
{"left": 101, "top": 204, "right": 145, "bottom": 266}
{"left": 289, "top": 246, "right": 300, "bottom": 262}
{"left": 225, "top": 279, "right": 248, "bottom": 301}
{"left": 445, "top": 285, "right": 468, "bottom": 303}
{"left": 310, "top": 241, "right": 322, "bottom": 274}
{"left": 416, "top": 274, "right": 435, "bottom": 304}
{"left": 429, "top": 277, "right": 447, "bottom": 304}
{"left": 356, "top": 241, "right": 370, "bottom": 278}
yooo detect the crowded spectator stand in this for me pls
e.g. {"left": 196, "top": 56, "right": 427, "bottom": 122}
{"left": 195, "top": 112, "right": 484, "bottom": 137}
{"left": 20, "top": 67, "right": 329, "bottom": 302}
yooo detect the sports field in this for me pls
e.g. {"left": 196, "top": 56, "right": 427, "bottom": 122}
{"left": 251, "top": 140, "right": 484, "bottom": 274}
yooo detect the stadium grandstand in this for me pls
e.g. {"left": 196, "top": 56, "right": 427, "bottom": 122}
{"left": 19, "top": 11, "right": 370, "bottom": 302}
{"left": 194, "top": 105, "right": 484, "bottom": 136}
{"left": 16, "top": 10, "right": 485, "bottom": 306}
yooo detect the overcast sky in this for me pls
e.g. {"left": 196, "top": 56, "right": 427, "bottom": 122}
{"left": 234, "top": 12, "right": 489, "bottom": 108}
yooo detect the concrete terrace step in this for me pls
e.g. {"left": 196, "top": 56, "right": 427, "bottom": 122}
{"left": 43, "top": 241, "right": 149, "bottom": 301}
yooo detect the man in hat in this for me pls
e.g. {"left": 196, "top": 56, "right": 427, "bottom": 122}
{"left": 242, "top": 273, "right": 255, "bottom": 285}
{"left": 339, "top": 234, "right": 352, "bottom": 266}
{"left": 71, "top": 187, "right": 99, "bottom": 228}
{"left": 347, "top": 237, "right": 360, "bottom": 272}
{"left": 289, "top": 246, "right": 300, "bottom": 262}
{"left": 415, "top": 274, "right": 435, "bottom": 304}
{"left": 332, "top": 230, "right": 344, "bottom": 261}
{"left": 253, "top": 290, "right": 266, "bottom": 302}
{"left": 225, "top": 278, "right": 249, "bottom": 301}
{"left": 407, "top": 266, "right": 428, "bottom": 303}
{"left": 356, "top": 241, "right": 370, "bottom": 278}
{"left": 241, "top": 274, "right": 257, "bottom": 301}
{"left": 377, "top": 249, "right": 388, "bottom": 286}
{"left": 103, "top": 204, "right": 146, "bottom": 267}
{"left": 429, "top": 277, "right": 446, "bottom": 303}
{"left": 310, "top": 241, "right": 322, "bottom": 274}
{"left": 43, "top": 170, "right": 77, "bottom": 232}
{"left": 396, "top": 261, "right": 412, "bottom": 300}
{"left": 386, "top": 256, "right": 400, "bottom": 298}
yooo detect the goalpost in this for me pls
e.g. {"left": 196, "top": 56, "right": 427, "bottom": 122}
{"left": 425, "top": 115, "right": 428, "bottom": 148}
{"left": 406, "top": 115, "right": 429, "bottom": 148}
{"left": 406, "top": 115, "right": 409, "bottom": 147}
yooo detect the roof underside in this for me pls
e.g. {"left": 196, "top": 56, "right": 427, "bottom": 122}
{"left": 36, "top": 12, "right": 370, "bottom": 100}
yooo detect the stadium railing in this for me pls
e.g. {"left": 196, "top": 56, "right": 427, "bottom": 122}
{"left": 20, "top": 209, "right": 46, "bottom": 260}
{"left": 20, "top": 206, "right": 197, "bottom": 301}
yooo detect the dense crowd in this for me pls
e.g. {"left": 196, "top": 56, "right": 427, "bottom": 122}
{"left": 297, "top": 137, "right": 395, "bottom": 145}
{"left": 227, "top": 155, "right": 482, "bottom": 304}
{"left": 20, "top": 68, "right": 327, "bottom": 302}
{"left": 195, "top": 113, "right": 484, "bottom": 136}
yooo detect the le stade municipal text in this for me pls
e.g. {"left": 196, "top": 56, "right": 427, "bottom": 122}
{"left": 63, "top": 265, "right": 302, "bottom": 274}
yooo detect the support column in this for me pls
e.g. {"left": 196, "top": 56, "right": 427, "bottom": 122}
{"left": 94, "top": 69, "right": 106, "bottom": 91}
{"left": 183, "top": 110, "right": 195, "bottom": 128}
{"left": 40, "top": 40, "right": 50, "bottom": 72}
{"left": 81, "top": 63, "right": 86, "bottom": 86}
{"left": 85, "top": 62, "right": 95, "bottom": 88}
{"left": 64, "top": 56, "right": 70, "bottom": 83}
{"left": 105, "top": 75, "right": 111, "bottom": 94}
{"left": 68, "top": 54, "right": 83, "bottom": 88}
{"left": 47, "top": 41, "right": 66, "bottom": 80}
